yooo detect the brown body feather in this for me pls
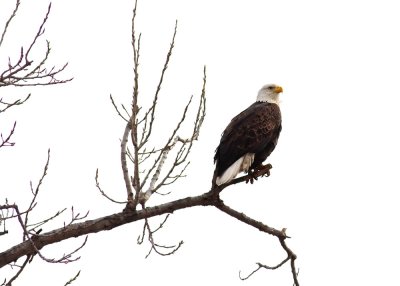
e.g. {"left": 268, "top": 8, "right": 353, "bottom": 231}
{"left": 214, "top": 102, "right": 282, "bottom": 180}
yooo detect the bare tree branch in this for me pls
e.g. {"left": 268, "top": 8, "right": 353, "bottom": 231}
{"left": 0, "top": 179, "right": 299, "bottom": 284}
{"left": 0, "top": 150, "right": 89, "bottom": 282}
{"left": 138, "top": 20, "right": 178, "bottom": 149}
{"left": 64, "top": 207, "right": 89, "bottom": 228}
{"left": 139, "top": 96, "right": 193, "bottom": 199}
{"left": 139, "top": 216, "right": 183, "bottom": 258}
{"left": 27, "top": 208, "right": 67, "bottom": 231}
{"left": 110, "top": 94, "right": 129, "bottom": 123}
{"left": 214, "top": 198, "right": 286, "bottom": 238}
{"left": 121, "top": 121, "right": 134, "bottom": 205}
{"left": 0, "top": 122, "right": 16, "bottom": 149}
{"left": 239, "top": 258, "right": 289, "bottom": 280}
{"left": 0, "top": 3, "right": 72, "bottom": 87}
{"left": 0, "top": 190, "right": 214, "bottom": 268}
{"left": 4, "top": 255, "right": 29, "bottom": 286}
{"left": 63, "top": 270, "right": 81, "bottom": 286}
{"left": 23, "top": 149, "right": 50, "bottom": 240}
{"left": 95, "top": 169, "right": 127, "bottom": 204}
{"left": 0, "top": 94, "right": 30, "bottom": 113}
{"left": 0, "top": 0, "right": 20, "bottom": 48}
{"left": 212, "top": 184, "right": 299, "bottom": 285}
{"left": 130, "top": 0, "right": 141, "bottom": 208}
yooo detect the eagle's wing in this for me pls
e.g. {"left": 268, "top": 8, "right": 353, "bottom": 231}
{"left": 214, "top": 102, "right": 281, "bottom": 176}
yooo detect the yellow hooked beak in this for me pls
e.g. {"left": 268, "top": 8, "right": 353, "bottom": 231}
{"left": 274, "top": 86, "right": 283, "bottom": 93}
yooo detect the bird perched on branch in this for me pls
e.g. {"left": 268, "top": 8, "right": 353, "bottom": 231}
{"left": 213, "top": 84, "right": 283, "bottom": 186}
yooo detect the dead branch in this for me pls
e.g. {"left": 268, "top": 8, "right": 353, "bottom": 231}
{"left": 0, "top": 94, "right": 30, "bottom": 113}
{"left": 0, "top": 3, "right": 72, "bottom": 87}
{"left": 0, "top": 122, "right": 16, "bottom": 149}
{"left": 0, "top": 0, "right": 86, "bottom": 283}
{"left": 27, "top": 208, "right": 67, "bottom": 232}
{"left": 2, "top": 203, "right": 86, "bottom": 266}
{"left": 138, "top": 20, "right": 178, "bottom": 149}
{"left": 147, "top": 67, "right": 206, "bottom": 197}
{"left": 138, "top": 67, "right": 206, "bottom": 205}
{"left": 63, "top": 270, "right": 81, "bottom": 286}
{"left": 23, "top": 149, "right": 51, "bottom": 239}
{"left": 118, "top": 5, "right": 191, "bottom": 211}
{"left": 121, "top": 121, "right": 134, "bottom": 204}
{"left": 216, "top": 200, "right": 298, "bottom": 285}
{"left": 0, "top": 0, "right": 20, "bottom": 48}
{"left": 214, "top": 199, "right": 286, "bottom": 238}
{"left": 239, "top": 259, "right": 290, "bottom": 280}
{"left": 139, "top": 216, "right": 183, "bottom": 258}
{"left": 0, "top": 150, "right": 89, "bottom": 283}
{"left": 31, "top": 235, "right": 88, "bottom": 264}
{"left": 130, "top": 0, "right": 141, "bottom": 208}
{"left": 110, "top": 94, "right": 129, "bottom": 123}
{"left": 0, "top": 191, "right": 213, "bottom": 268}
{"left": 95, "top": 169, "right": 127, "bottom": 204}
{"left": 64, "top": 207, "right": 89, "bottom": 228}
{"left": 139, "top": 95, "right": 193, "bottom": 199}
{"left": 4, "top": 255, "right": 30, "bottom": 286}
{"left": 0, "top": 177, "right": 298, "bottom": 283}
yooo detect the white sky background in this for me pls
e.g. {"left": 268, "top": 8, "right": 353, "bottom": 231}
{"left": 1, "top": 0, "right": 400, "bottom": 285}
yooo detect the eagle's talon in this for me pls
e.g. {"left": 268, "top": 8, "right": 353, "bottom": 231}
{"left": 246, "top": 170, "right": 259, "bottom": 184}
{"left": 259, "top": 163, "right": 272, "bottom": 177}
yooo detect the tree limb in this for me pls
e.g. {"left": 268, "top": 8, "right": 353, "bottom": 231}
{"left": 0, "top": 189, "right": 219, "bottom": 268}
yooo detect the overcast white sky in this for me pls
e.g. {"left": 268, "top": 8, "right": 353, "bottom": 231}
{"left": 1, "top": 0, "right": 400, "bottom": 285}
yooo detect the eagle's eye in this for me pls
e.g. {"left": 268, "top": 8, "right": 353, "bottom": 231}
{"left": 268, "top": 86, "right": 274, "bottom": 90}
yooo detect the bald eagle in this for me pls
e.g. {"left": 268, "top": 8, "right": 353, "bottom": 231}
{"left": 213, "top": 84, "right": 283, "bottom": 186}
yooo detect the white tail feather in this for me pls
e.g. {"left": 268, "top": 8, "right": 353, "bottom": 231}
{"left": 216, "top": 153, "right": 255, "bottom": 185}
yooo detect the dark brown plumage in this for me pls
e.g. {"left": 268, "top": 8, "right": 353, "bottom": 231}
{"left": 213, "top": 84, "right": 283, "bottom": 185}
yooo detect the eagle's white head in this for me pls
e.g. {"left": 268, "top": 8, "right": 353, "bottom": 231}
{"left": 256, "top": 84, "right": 283, "bottom": 105}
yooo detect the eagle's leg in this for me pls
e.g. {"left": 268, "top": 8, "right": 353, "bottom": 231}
{"left": 245, "top": 163, "right": 272, "bottom": 184}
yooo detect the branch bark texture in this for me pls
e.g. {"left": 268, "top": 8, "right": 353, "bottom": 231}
{"left": 0, "top": 190, "right": 218, "bottom": 268}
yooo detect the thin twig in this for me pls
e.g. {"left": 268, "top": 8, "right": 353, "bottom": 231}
{"left": 0, "top": 94, "right": 30, "bottom": 113}
{"left": 110, "top": 94, "right": 129, "bottom": 122}
{"left": 5, "top": 255, "right": 30, "bottom": 286}
{"left": 63, "top": 271, "right": 81, "bottom": 286}
{"left": 25, "top": 3, "right": 51, "bottom": 61}
{"left": 142, "top": 217, "right": 183, "bottom": 258}
{"left": 239, "top": 258, "right": 290, "bottom": 280}
{"left": 95, "top": 169, "right": 127, "bottom": 204}
{"left": 0, "top": 122, "right": 16, "bottom": 148}
{"left": 0, "top": 0, "right": 20, "bottom": 47}
{"left": 27, "top": 208, "right": 67, "bottom": 231}
{"left": 138, "top": 20, "right": 178, "bottom": 148}
{"left": 23, "top": 149, "right": 50, "bottom": 240}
